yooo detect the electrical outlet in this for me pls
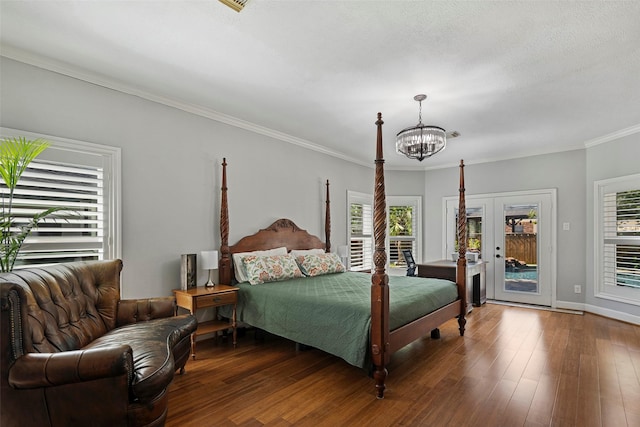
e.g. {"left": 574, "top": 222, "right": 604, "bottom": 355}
{"left": 574, "top": 285, "right": 582, "bottom": 294}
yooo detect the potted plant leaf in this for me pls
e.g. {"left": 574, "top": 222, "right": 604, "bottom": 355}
{"left": 0, "top": 136, "right": 71, "bottom": 272}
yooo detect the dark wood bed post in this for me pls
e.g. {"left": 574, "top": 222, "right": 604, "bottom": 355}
{"left": 219, "top": 158, "right": 232, "bottom": 285}
{"left": 371, "top": 112, "right": 390, "bottom": 399}
{"left": 325, "top": 179, "right": 331, "bottom": 253}
{"left": 456, "top": 160, "right": 467, "bottom": 335}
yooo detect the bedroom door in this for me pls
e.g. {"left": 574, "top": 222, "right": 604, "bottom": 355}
{"left": 445, "top": 190, "right": 556, "bottom": 307}
{"left": 493, "top": 192, "right": 554, "bottom": 306}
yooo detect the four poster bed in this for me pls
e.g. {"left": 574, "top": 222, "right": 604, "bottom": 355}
{"left": 217, "top": 113, "right": 468, "bottom": 398}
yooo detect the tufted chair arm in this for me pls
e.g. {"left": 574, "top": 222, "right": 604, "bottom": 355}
{"left": 6, "top": 346, "right": 134, "bottom": 426}
{"left": 9, "top": 344, "right": 133, "bottom": 389}
{"left": 8, "top": 346, "right": 133, "bottom": 389}
{"left": 116, "top": 297, "right": 176, "bottom": 327}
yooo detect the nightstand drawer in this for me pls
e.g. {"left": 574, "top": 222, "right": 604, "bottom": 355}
{"left": 173, "top": 284, "right": 239, "bottom": 359}
{"left": 196, "top": 292, "right": 237, "bottom": 308}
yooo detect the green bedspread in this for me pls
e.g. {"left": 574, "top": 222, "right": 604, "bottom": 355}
{"left": 223, "top": 272, "right": 458, "bottom": 368}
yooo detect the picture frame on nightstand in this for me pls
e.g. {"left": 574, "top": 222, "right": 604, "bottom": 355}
{"left": 180, "top": 254, "right": 197, "bottom": 290}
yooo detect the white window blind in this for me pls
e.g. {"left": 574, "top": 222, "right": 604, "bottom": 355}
{"left": 603, "top": 189, "right": 640, "bottom": 289}
{"left": 595, "top": 174, "right": 640, "bottom": 306}
{"left": 2, "top": 159, "right": 105, "bottom": 268}
{"left": 349, "top": 200, "right": 373, "bottom": 271}
{"left": 1, "top": 127, "right": 121, "bottom": 271}
{"left": 347, "top": 193, "right": 422, "bottom": 273}
{"left": 348, "top": 191, "right": 373, "bottom": 272}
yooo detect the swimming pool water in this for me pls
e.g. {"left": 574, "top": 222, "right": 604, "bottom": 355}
{"left": 505, "top": 270, "right": 538, "bottom": 281}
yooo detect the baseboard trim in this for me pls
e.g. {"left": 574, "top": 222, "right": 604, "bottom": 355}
{"left": 555, "top": 301, "right": 585, "bottom": 312}
{"left": 532, "top": 300, "right": 640, "bottom": 326}
{"left": 583, "top": 303, "right": 640, "bottom": 326}
{"left": 487, "top": 299, "right": 583, "bottom": 315}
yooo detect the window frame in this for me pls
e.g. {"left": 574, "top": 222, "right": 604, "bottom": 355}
{"left": 346, "top": 191, "right": 422, "bottom": 274}
{"left": 1, "top": 127, "right": 122, "bottom": 266}
{"left": 594, "top": 173, "right": 640, "bottom": 306}
{"left": 347, "top": 191, "right": 373, "bottom": 272}
{"left": 387, "top": 195, "right": 422, "bottom": 275}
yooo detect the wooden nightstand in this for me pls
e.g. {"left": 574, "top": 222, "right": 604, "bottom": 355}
{"left": 173, "top": 284, "right": 239, "bottom": 359}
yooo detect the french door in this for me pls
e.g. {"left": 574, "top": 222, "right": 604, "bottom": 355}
{"left": 445, "top": 190, "right": 556, "bottom": 307}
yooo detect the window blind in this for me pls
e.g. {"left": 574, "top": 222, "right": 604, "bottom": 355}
{"left": 349, "top": 201, "right": 372, "bottom": 271}
{"left": 2, "top": 159, "right": 104, "bottom": 268}
{"left": 603, "top": 189, "right": 640, "bottom": 289}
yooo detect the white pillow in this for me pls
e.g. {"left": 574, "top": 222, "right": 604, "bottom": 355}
{"left": 232, "top": 246, "right": 287, "bottom": 283}
{"left": 289, "top": 248, "right": 325, "bottom": 257}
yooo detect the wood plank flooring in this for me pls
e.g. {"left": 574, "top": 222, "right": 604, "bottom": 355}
{"left": 165, "top": 303, "right": 640, "bottom": 426}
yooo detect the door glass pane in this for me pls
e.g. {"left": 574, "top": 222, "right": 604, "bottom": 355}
{"left": 504, "top": 203, "right": 538, "bottom": 293}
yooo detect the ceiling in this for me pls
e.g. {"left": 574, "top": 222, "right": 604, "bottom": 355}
{"left": 1, "top": 1, "right": 639, "bottom": 170}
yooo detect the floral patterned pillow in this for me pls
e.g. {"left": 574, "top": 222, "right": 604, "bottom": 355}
{"left": 242, "top": 254, "right": 303, "bottom": 285}
{"left": 232, "top": 246, "right": 287, "bottom": 283}
{"left": 296, "top": 253, "right": 346, "bottom": 277}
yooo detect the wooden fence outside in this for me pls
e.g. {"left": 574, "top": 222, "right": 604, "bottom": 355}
{"left": 505, "top": 234, "right": 537, "bottom": 265}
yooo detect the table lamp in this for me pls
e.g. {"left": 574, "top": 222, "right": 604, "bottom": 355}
{"left": 200, "top": 250, "right": 219, "bottom": 287}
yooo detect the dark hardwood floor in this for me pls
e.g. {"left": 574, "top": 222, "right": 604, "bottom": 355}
{"left": 165, "top": 303, "right": 640, "bottom": 427}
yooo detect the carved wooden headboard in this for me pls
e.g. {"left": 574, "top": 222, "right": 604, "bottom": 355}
{"left": 218, "top": 158, "right": 331, "bottom": 285}
{"left": 230, "top": 218, "right": 325, "bottom": 254}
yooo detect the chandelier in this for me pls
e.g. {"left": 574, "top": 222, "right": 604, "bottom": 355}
{"left": 396, "top": 94, "right": 446, "bottom": 161}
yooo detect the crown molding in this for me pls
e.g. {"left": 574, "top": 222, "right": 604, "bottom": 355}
{"left": 419, "top": 142, "right": 587, "bottom": 171}
{"left": 4, "top": 45, "right": 639, "bottom": 173}
{"left": 583, "top": 124, "right": 640, "bottom": 148}
{"left": 1, "top": 46, "right": 372, "bottom": 169}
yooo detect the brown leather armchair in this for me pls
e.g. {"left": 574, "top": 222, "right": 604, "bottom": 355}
{"left": 1, "top": 259, "right": 197, "bottom": 427}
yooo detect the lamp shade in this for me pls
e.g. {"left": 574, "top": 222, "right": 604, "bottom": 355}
{"left": 200, "top": 250, "right": 219, "bottom": 270}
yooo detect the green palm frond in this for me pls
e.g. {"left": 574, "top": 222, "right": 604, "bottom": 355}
{"left": 0, "top": 137, "right": 49, "bottom": 190}
{"left": 1, "top": 136, "right": 66, "bottom": 272}
{"left": 0, "top": 206, "right": 72, "bottom": 272}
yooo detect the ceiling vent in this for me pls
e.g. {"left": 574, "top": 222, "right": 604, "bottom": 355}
{"left": 219, "top": 0, "right": 249, "bottom": 12}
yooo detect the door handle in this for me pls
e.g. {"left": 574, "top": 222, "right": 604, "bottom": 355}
{"left": 496, "top": 254, "right": 501, "bottom": 258}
